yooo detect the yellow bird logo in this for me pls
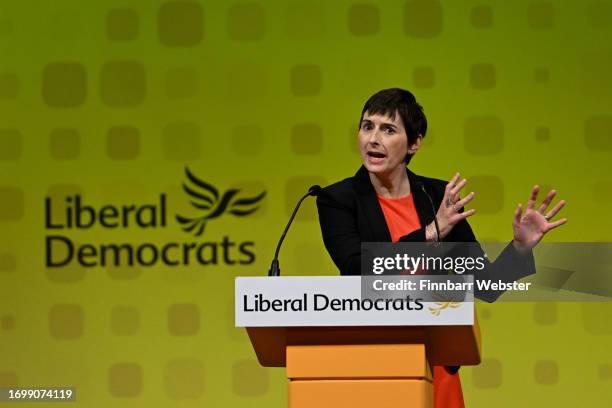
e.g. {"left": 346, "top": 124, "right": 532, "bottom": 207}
{"left": 428, "top": 292, "right": 462, "bottom": 316}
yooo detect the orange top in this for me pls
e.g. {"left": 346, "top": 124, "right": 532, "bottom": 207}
{"left": 376, "top": 194, "right": 421, "bottom": 242}
{"left": 376, "top": 192, "right": 465, "bottom": 408}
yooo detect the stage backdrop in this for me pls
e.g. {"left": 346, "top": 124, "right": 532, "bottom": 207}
{"left": 1, "top": 0, "right": 611, "bottom": 407}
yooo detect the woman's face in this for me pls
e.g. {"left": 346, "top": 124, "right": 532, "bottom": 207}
{"left": 358, "top": 111, "right": 418, "bottom": 175}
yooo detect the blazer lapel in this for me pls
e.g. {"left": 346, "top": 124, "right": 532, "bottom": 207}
{"left": 353, "top": 166, "right": 391, "bottom": 242}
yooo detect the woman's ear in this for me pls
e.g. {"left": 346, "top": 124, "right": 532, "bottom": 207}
{"left": 408, "top": 134, "right": 423, "bottom": 154}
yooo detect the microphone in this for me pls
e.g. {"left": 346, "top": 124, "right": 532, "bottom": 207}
{"left": 418, "top": 181, "right": 441, "bottom": 242}
{"left": 268, "top": 185, "right": 322, "bottom": 276}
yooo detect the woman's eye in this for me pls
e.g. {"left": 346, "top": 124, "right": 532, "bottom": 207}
{"left": 384, "top": 128, "right": 395, "bottom": 134}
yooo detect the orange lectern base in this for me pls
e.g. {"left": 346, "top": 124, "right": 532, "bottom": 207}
{"left": 287, "top": 344, "right": 433, "bottom": 408}
{"left": 247, "top": 317, "right": 480, "bottom": 408}
{"left": 289, "top": 379, "right": 432, "bottom": 408}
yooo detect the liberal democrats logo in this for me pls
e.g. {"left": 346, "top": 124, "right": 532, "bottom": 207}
{"left": 43, "top": 167, "right": 266, "bottom": 269}
{"left": 176, "top": 167, "right": 266, "bottom": 236}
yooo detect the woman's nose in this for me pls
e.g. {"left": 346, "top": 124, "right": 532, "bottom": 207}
{"left": 368, "top": 129, "right": 382, "bottom": 145}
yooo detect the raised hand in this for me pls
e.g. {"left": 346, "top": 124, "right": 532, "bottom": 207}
{"left": 512, "top": 185, "right": 567, "bottom": 251}
{"left": 427, "top": 173, "right": 476, "bottom": 241}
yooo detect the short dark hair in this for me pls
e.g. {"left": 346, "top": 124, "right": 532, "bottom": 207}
{"left": 359, "top": 88, "right": 428, "bottom": 164}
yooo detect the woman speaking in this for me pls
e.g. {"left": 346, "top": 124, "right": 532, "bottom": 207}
{"left": 315, "top": 88, "right": 567, "bottom": 407}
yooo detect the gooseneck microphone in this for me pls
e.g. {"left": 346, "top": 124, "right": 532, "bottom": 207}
{"left": 418, "top": 181, "right": 441, "bottom": 242}
{"left": 268, "top": 185, "right": 322, "bottom": 276}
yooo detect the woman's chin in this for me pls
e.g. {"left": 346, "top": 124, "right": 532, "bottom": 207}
{"left": 363, "top": 160, "right": 407, "bottom": 177}
{"left": 363, "top": 161, "right": 388, "bottom": 174}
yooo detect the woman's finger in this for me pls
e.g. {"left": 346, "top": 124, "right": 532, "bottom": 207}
{"left": 513, "top": 203, "right": 523, "bottom": 227}
{"left": 455, "top": 208, "right": 476, "bottom": 221}
{"left": 455, "top": 191, "right": 475, "bottom": 209}
{"left": 446, "top": 173, "right": 460, "bottom": 194}
{"left": 527, "top": 185, "right": 540, "bottom": 210}
{"left": 545, "top": 218, "right": 567, "bottom": 232}
{"left": 537, "top": 189, "right": 557, "bottom": 214}
{"left": 544, "top": 200, "right": 566, "bottom": 220}
{"left": 450, "top": 192, "right": 461, "bottom": 208}
{"left": 450, "top": 178, "right": 467, "bottom": 197}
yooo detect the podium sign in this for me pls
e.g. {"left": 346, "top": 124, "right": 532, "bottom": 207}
{"left": 235, "top": 276, "right": 474, "bottom": 327}
{"left": 237, "top": 276, "right": 481, "bottom": 408}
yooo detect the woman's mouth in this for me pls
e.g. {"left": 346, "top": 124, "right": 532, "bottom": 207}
{"left": 367, "top": 151, "right": 386, "bottom": 164}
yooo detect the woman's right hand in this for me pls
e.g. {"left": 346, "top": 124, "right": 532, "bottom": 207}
{"left": 426, "top": 173, "right": 476, "bottom": 241}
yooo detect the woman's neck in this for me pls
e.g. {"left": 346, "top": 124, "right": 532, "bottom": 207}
{"left": 369, "top": 167, "right": 411, "bottom": 198}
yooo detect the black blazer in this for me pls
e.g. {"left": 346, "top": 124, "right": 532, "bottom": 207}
{"left": 316, "top": 165, "right": 535, "bottom": 303}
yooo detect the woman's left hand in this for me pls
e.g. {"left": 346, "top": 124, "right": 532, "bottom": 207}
{"left": 512, "top": 185, "right": 567, "bottom": 252}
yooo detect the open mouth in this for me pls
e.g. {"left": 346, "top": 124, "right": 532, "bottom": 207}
{"left": 367, "top": 151, "right": 386, "bottom": 159}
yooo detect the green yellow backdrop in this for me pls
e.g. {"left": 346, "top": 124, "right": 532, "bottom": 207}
{"left": 1, "top": 0, "right": 611, "bottom": 406}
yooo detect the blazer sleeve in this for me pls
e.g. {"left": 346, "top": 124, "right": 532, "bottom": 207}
{"left": 450, "top": 217, "right": 536, "bottom": 303}
{"left": 316, "top": 190, "right": 362, "bottom": 276}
